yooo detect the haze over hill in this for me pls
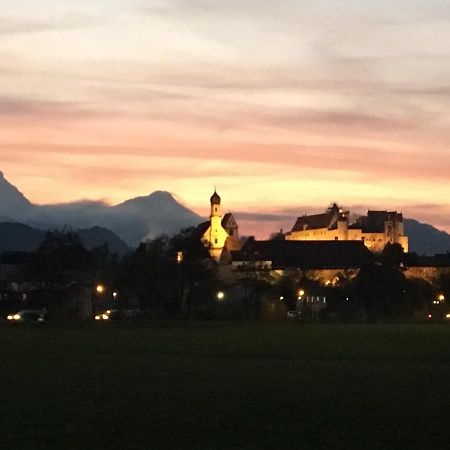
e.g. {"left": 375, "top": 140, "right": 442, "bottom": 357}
{"left": 0, "top": 171, "right": 449, "bottom": 254}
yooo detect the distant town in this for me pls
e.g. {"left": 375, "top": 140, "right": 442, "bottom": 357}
{"left": 1, "top": 188, "right": 448, "bottom": 324}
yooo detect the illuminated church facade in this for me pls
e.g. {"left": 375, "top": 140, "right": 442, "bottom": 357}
{"left": 200, "top": 190, "right": 240, "bottom": 260}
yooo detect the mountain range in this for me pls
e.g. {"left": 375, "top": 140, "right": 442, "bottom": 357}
{"left": 0, "top": 171, "right": 202, "bottom": 248}
{"left": 0, "top": 171, "right": 449, "bottom": 255}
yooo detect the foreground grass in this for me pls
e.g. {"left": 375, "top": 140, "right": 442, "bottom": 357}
{"left": 1, "top": 322, "right": 449, "bottom": 450}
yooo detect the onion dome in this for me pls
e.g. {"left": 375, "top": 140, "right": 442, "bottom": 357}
{"left": 210, "top": 190, "right": 221, "bottom": 205}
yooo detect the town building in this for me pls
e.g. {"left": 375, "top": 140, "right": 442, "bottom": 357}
{"left": 285, "top": 203, "right": 409, "bottom": 252}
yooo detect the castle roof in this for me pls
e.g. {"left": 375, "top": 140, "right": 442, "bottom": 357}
{"left": 291, "top": 205, "right": 344, "bottom": 232}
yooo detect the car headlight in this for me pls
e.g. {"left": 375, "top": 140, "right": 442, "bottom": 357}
{"left": 13, "top": 314, "right": 21, "bottom": 320}
{"left": 101, "top": 314, "right": 109, "bottom": 320}
{"left": 94, "top": 315, "right": 101, "bottom": 320}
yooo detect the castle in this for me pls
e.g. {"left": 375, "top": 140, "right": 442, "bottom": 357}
{"left": 200, "top": 193, "right": 409, "bottom": 259}
{"left": 285, "top": 203, "right": 409, "bottom": 252}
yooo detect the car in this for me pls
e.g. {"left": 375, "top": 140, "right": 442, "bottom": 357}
{"left": 6, "top": 310, "right": 46, "bottom": 323}
{"left": 94, "top": 309, "right": 140, "bottom": 322}
{"left": 287, "top": 310, "right": 302, "bottom": 319}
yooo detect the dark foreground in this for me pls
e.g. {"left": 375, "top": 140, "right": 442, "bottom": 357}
{"left": 1, "top": 322, "right": 449, "bottom": 450}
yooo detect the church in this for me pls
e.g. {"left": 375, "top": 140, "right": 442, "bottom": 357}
{"left": 198, "top": 190, "right": 241, "bottom": 260}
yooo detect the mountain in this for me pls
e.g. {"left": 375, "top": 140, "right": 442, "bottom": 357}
{"left": 109, "top": 191, "right": 202, "bottom": 244}
{"left": 0, "top": 222, "right": 44, "bottom": 252}
{"left": 0, "top": 171, "right": 33, "bottom": 219}
{"left": 1, "top": 172, "right": 449, "bottom": 254}
{"left": 0, "top": 222, "right": 130, "bottom": 255}
{"left": 0, "top": 172, "right": 203, "bottom": 246}
{"left": 404, "top": 219, "right": 450, "bottom": 256}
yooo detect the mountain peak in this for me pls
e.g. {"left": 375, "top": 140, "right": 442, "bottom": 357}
{"left": 0, "top": 171, "right": 32, "bottom": 217}
{"left": 147, "top": 190, "right": 174, "bottom": 200}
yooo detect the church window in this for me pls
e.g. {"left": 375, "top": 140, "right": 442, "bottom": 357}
{"left": 214, "top": 238, "right": 218, "bottom": 244}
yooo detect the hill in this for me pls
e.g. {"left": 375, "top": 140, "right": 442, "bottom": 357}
{"left": 0, "top": 222, "right": 130, "bottom": 255}
{"left": 404, "top": 218, "right": 450, "bottom": 256}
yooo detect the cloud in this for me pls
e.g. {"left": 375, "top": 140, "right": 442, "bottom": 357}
{"left": 0, "top": 96, "right": 114, "bottom": 121}
{"left": 0, "top": 14, "right": 104, "bottom": 36}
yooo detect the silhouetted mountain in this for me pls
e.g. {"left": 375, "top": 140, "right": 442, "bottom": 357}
{"left": 1, "top": 172, "right": 449, "bottom": 253}
{"left": 0, "top": 222, "right": 130, "bottom": 255}
{"left": 109, "top": 191, "right": 202, "bottom": 244}
{"left": 0, "top": 171, "right": 32, "bottom": 219}
{"left": 0, "top": 222, "right": 44, "bottom": 252}
{"left": 404, "top": 219, "right": 450, "bottom": 256}
{"left": 75, "top": 227, "right": 130, "bottom": 254}
{"left": 0, "top": 172, "right": 202, "bottom": 246}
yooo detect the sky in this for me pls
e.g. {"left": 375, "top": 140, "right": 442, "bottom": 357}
{"left": 1, "top": 0, "right": 450, "bottom": 236}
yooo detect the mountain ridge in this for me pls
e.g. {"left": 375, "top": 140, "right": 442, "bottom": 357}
{"left": 0, "top": 172, "right": 203, "bottom": 246}
{"left": 1, "top": 172, "right": 449, "bottom": 254}
{"left": 0, "top": 222, "right": 130, "bottom": 255}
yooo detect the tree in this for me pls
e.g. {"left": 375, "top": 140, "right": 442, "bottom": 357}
{"left": 27, "top": 230, "right": 91, "bottom": 288}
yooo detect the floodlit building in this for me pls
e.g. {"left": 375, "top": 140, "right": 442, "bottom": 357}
{"left": 285, "top": 203, "right": 409, "bottom": 252}
{"left": 199, "top": 190, "right": 241, "bottom": 260}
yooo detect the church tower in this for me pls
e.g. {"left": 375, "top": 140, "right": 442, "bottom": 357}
{"left": 199, "top": 190, "right": 230, "bottom": 260}
{"left": 209, "top": 190, "right": 225, "bottom": 257}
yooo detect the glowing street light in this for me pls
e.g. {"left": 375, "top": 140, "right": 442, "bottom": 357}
{"left": 112, "top": 291, "right": 118, "bottom": 300}
{"left": 96, "top": 284, "right": 105, "bottom": 294}
{"left": 438, "top": 294, "right": 445, "bottom": 302}
{"left": 217, "top": 291, "right": 225, "bottom": 301}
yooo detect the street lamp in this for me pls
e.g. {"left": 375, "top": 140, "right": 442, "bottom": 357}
{"left": 96, "top": 284, "right": 105, "bottom": 294}
{"left": 217, "top": 291, "right": 225, "bottom": 301}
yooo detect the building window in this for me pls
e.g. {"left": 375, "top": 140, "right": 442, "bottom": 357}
{"left": 214, "top": 238, "right": 218, "bottom": 244}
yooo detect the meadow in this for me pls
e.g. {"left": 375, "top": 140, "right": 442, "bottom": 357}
{"left": 1, "top": 322, "right": 449, "bottom": 450}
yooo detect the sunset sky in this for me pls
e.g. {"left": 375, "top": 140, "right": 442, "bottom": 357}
{"left": 1, "top": 0, "right": 449, "bottom": 236}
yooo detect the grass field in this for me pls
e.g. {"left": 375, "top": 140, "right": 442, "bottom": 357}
{"left": 1, "top": 322, "right": 449, "bottom": 450}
